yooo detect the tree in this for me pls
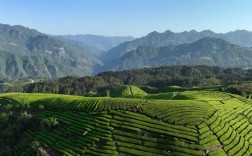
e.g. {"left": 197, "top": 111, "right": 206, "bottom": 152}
{"left": 20, "top": 111, "right": 32, "bottom": 120}
{"left": 40, "top": 117, "right": 58, "bottom": 129}
{"left": 201, "top": 78, "right": 220, "bottom": 86}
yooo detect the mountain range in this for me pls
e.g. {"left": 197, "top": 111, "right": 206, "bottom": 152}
{"left": 59, "top": 34, "right": 135, "bottom": 52}
{"left": 103, "top": 29, "right": 252, "bottom": 63}
{"left": 1, "top": 23, "right": 252, "bottom": 79}
{"left": 102, "top": 37, "right": 252, "bottom": 71}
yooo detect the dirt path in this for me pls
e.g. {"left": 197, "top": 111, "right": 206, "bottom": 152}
{"left": 128, "top": 85, "right": 134, "bottom": 95}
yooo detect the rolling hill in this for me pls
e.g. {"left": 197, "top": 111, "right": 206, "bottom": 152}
{"left": 0, "top": 91, "right": 251, "bottom": 155}
{"left": 110, "top": 85, "right": 148, "bottom": 97}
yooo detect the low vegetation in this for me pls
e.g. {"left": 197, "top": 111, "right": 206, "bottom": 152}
{"left": 0, "top": 88, "right": 251, "bottom": 155}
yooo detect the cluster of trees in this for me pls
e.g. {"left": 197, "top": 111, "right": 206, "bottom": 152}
{"left": 19, "top": 65, "right": 252, "bottom": 96}
{"left": 228, "top": 83, "right": 252, "bottom": 98}
{"left": 0, "top": 99, "right": 58, "bottom": 155}
{"left": 0, "top": 77, "right": 44, "bottom": 93}
{"left": 0, "top": 102, "right": 36, "bottom": 155}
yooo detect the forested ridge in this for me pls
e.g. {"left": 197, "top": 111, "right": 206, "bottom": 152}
{"left": 21, "top": 65, "right": 252, "bottom": 95}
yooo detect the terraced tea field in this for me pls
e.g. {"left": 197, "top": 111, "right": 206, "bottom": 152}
{"left": 110, "top": 85, "right": 148, "bottom": 98}
{"left": 0, "top": 91, "right": 251, "bottom": 156}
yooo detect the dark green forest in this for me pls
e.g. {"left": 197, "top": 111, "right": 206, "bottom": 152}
{"left": 16, "top": 65, "right": 252, "bottom": 96}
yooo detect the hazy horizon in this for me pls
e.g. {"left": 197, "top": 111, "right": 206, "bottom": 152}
{"left": 1, "top": 0, "right": 252, "bottom": 37}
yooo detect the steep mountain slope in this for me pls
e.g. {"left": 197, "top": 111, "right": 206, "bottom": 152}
{"left": 53, "top": 36, "right": 104, "bottom": 57}
{"left": 60, "top": 34, "right": 135, "bottom": 51}
{"left": 0, "top": 51, "right": 87, "bottom": 79}
{"left": 103, "top": 30, "right": 252, "bottom": 62}
{"left": 102, "top": 37, "right": 252, "bottom": 71}
{"left": 0, "top": 24, "right": 41, "bottom": 55}
{"left": 0, "top": 24, "right": 103, "bottom": 79}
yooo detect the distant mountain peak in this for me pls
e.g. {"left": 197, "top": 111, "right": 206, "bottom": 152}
{"left": 189, "top": 30, "right": 198, "bottom": 33}
{"left": 201, "top": 29, "right": 214, "bottom": 32}
{"left": 233, "top": 29, "right": 249, "bottom": 32}
{"left": 146, "top": 31, "right": 160, "bottom": 36}
{"left": 227, "top": 29, "right": 252, "bottom": 35}
{"left": 164, "top": 30, "right": 174, "bottom": 34}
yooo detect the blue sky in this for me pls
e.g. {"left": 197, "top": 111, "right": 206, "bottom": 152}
{"left": 0, "top": 0, "right": 252, "bottom": 37}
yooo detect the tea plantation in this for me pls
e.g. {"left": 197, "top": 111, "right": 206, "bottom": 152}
{"left": 110, "top": 85, "right": 148, "bottom": 97}
{"left": 0, "top": 90, "right": 251, "bottom": 156}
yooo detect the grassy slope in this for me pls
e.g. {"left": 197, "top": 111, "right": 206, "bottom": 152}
{"left": 110, "top": 85, "right": 148, "bottom": 97}
{"left": 0, "top": 91, "right": 252, "bottom": 156}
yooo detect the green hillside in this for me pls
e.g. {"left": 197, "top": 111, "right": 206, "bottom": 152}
{"left": 110, "top": 85, "right": 148, "bottom": 97}
{"left": 0, "top": 91, "right": 252, "bottom": 156}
